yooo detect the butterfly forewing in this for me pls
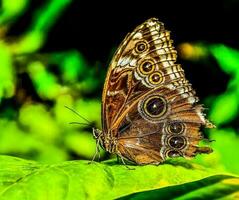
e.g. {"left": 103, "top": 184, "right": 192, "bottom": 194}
{"left": 100, "top": 18, "right": 214, "bottom": 164}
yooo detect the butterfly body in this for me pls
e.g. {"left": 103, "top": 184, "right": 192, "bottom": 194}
{"left": 96, "top": 18, "right": 214, "bottom": 165}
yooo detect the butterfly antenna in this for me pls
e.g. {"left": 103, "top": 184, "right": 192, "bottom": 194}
{"left": 69, "top": 122, "right": 94, "bottom": 127}
{"left": 64, "top": 106, "right": 92, "bottom": 125}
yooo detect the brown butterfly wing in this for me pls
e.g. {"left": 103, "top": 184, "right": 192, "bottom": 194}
{"left": 116, "top": 87, "right": 211, "bottom": 164}
{"left": 101, "top": 18, "right": 214, "bottom": 164}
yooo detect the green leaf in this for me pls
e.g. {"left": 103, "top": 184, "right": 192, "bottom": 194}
{"left": 0, "top": 155, "right": 237, "bottom": 200}
{"left": 209, "top": 92, "right": 238, "bottom": 125}
{"left": 0, "top": 42, "right": 15, "bottom": 99}
{"left": 0, "top": 0, "right": 28, "bottom": 25}
{"left": 209, "top": 129, "right": 239, "bottom": 175}
{"left": 209, "top": 44, "right": 239, "bottom": 75}
{"left": 120, "top": 177, "right": 239, "bottom": 200}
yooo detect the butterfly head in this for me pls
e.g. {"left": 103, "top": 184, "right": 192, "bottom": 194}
{"left": 92, "top": 127, "right": 105, "bottom": 149}
{"left": 92, "top": 127, "right": 102, "bottom": 139}
{"left": 92, "top": 128, "right": 117, "bottom": 153}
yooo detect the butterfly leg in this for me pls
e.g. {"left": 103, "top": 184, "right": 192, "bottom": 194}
{"left": 88, "top": 137, "right": 101, "bottom": 164}
{"left": 117, "top": 152, "right": 135, "bottom": 170}
{"left": 116, "top": 155, "right": 120, "bottom": 163}
{"left": 97, "top": 142, "right": 101, "bottom": 161}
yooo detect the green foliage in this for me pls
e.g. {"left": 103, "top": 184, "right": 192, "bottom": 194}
{"left": 209, "top": 44, "right": 239, "bottom": 126}
{"left": 210, "top": 44, "right": 239, "bottom": 75}
{"left": 0, "top": 0, "right": 29, "bottom": 25}
{"left": 0, "top": 0, "right": 103, "bottom": 163}
{"left": 0, "top": 42, "right": 14, "bottom": 99}
{"left": 209, "top": 129, "right": 239, "bottom": 175}
{"left": 0, "top": 155, "right": 238, "bottom": 200}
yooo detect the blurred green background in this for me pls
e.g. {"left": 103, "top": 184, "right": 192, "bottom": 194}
{"left": 0, "top": 0, "right": 238, "bottom": 175}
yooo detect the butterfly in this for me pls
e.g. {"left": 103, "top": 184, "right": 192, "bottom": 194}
{"left": 93, "top": 18, "right": 215, "bottom": 165}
